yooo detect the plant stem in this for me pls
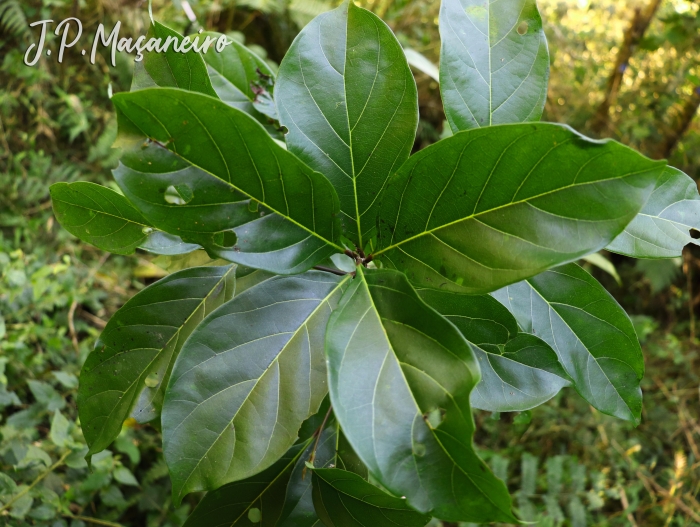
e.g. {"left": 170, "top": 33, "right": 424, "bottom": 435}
{"left": 0, "top": 450, "right": 71, "bottom": 513}
{"left": 63, "top": 514, "right": 125, "bottom": 527}
{"left": 313, "top": 266, "right": 349, "bottom": 277}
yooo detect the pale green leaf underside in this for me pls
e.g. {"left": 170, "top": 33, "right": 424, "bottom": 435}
{"left": 439, "top": 0, "right": 550, "bottom": 131}
{"left": 163, "top": 272, "right": 350, "bottom": 504}
{"left": 492, "top": 263, "right": 644, "bottom": 423}
{"left": 607, "top": 166, "right": 700, "bottom": 258}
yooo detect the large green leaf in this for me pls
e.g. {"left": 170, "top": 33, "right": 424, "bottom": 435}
{"left": 492, "top": 263, "right": 644, "bottom": 423}
{"left": 78, "top": 265, "right": 249, "bottom": 460}
{"left": 607, "top": 166, "right": 700, "bottom": 258}
{"left": 50, "top": 182, "right": 197, "bottom": 256}
{"left": 139, "top": 21, "right": 218, "bottom": 98}
{"left": 201, "top": 32, "right": 278, "bottom": 121}
{"left": 439, "top": 0, "right": 550, "bottom": 131}
{"left": 375, "top": 123, "right": 666, "bottom": 294}
{"left": 312, "top": 468, "right": 431, "bottom": 527}
{"left": 417, "top": 290, "right": 569, "bottom": 412}
{"left": 183, "top": 405, "right": 338, "bottom": 527}
{"left": 276, "top": 1, "right": 418, "bottom": 248}
{"left": 326, "top": 268, "right": 516, "bottom": 523}
{"left": 113, "top": 88, "right": 344, "bottom": 261}
{"left": 115, "top": 144, "right": 336, "bottom": 275}
{"left": 163, "top": 272, "right": 351, "bottom": 504}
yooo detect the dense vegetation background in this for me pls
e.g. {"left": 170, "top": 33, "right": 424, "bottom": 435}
{"left": 0, "top": 0, "right": 699, "bottom": 525}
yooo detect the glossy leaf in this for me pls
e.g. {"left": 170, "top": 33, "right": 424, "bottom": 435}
{"left": 439, "top": 0, "right": 550, "bottom": 131}
{"left": 418, "top": 290, "right": 569, "bottom": 412}
{"left": 183, "top": 407, "right": 338, "bottom": 527}
{"left": 326, "top": 268, "right": 516, "bottom": 523}
{"left": 375, "top": 123, "right": 666, "bottom": 294}
{"left": 492, "top": 263, "right": 644, "bottom": 423}
{"left": 201, "top": 32, "right": 278, "bottom": 120}
{"left": 163, "top": 272, "right": 351, "bottom": 504}
{"left": 113, "top": 88, "right": 344, "bottom": 261}
{"left": 312, "top": 468, "right": 431, "bottom": 527}
{"left": 276, "top": 1, "right": 418, "bottom": 248}
{"left": 141, "top": 21, "right": 218, "bottom": 98}
{"left": 79, "top": 265, "right": 239, "bottom": 459}
{"left": 50, "top": 182, "right": 196, "bottom": 256}
{"left": 607, "top": 166, "right": 700, "bottom": 258}
{"left": 115, "top": 144, "right": 334, "bottom": 274}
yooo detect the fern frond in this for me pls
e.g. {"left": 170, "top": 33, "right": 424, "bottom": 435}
{"left": 0, "top": 0, "right": 28, "bottom": 38}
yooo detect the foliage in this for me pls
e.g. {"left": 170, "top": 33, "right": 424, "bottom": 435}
{"left": 40, "top": 0, "right": 700, "bottom": 525}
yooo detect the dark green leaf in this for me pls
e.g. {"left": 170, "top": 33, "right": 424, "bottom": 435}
{"left": 418, "top": 290, "right": 569, "bottom": 411}
{"left": 113, "top": 88, "right": 344, "bottom": 263}
{"left": 78, "top": 265, "right": 241, "bottom": 459}
{"left": 312, "top": 468, "right": 431, "bottom": 527}
{"left": 276, "top": 1, "right": 418, "bottom": 248}
{"left": 50, "top": 182, "right": 197, "bottom": 256}
{"left": 439, "top": 0, "right": 550, "bottom": 131}
{"left": 140, "top": 21, "right": 218, "bottom": 98}
{"left": 326, "top": 268, "right": 516, "bottom": 523}
{"left": 163, "top": 272, "right": 351, "bottom": 504}
{"left": 376, "top": 123, "right": 666, "bottom": 294}
{"left": 492, "top": 263, "right": 644, "bottom": 423}
{"left": 114, "top": 144, "right": 333, "bottom": 274}
{"left": 183, "top": 405, "right": 340, "bottom": 527}
{"left": 607, "top": 166, "right": 700, "bottom": 258}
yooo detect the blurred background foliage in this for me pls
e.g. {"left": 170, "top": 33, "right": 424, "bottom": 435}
{"left": 0, "top": 0, "right": 699, "bottom": 525}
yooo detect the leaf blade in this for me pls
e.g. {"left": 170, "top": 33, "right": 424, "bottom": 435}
{"left": 439, "top": 0, "right": 550, "bottom": 130}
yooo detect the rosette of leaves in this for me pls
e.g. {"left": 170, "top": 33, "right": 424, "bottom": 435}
{"left": 50, "top": 0, "right": 700, "bottom": 524}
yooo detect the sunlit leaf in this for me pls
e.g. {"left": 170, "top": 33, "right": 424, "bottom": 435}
{"left": 326, "top": 267, "right": 516, "bottom": 523}
{"left": 276, "top": 1, "right": 418, "bottom": 248}
{"left": 439, "top": 0, "right": 550, "bottom": 130}
{"left": 163, "top": 272, "right": 351, "bottom": 503}
{"left": 376, "top": 123, "right": 666, "bottom": 294}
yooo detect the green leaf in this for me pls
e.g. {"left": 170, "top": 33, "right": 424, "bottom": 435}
{"left": 326, "top": 267, "right": 516, "bottom": 523}
{"left": 140, "top": 21, "right": 218, "bottom": 98}
{"left": 492, "top": 263, "right": 644, "bottom": 423}
{"left": 418, "top": 290, "right": 569, "bottom": 412}
{"left": 113, "top": 466, "right": 139, "bottom": 487}
{"left": 27, "top": 380, "right": 64, "bottom": 412}
{"left": 607, "top": 166, "right": 700, "bottom": 258}
{"left": 49, "top": 410, "right": 70, "bottom": 447}
{"left": 113, "top": 88, "right": 344, "bottom": 260}
{"left": 163, "top": 272, "right": 351, "bottom": 504}
{"left": 50, "top": 182, "right": 197, "bottom": 256}
{"left": 375, "top": 123, "right": 666, "bottom": 294}
{"left": 182, "top": 400, "right": 339, "bottom": 527}
{"left": 439, "top": 0, "right": 550, "bottom": 131}
{"left": 312, "top": 468, "right": 431, "bottom": 527}
{"left": 201, "top": 32, "right": 278, "bottom": 121}
{"left": 78, "top": 265, "right": 239, "bottom": 459}
{"left": 115, "top": 144, "right": 336, "bottom": 275}
{"left": 276, "top": 1, "right": 418, "bottom": 248}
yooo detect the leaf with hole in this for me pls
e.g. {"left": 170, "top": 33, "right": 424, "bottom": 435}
{"left": 492, "top": 263, "right": 644, "bottom": 423}
{"left": 163, "top": 272, "right": 351, "bottom": 503}
{"left": 113, "top": 88, "right": 343, "bottom": 267}
{"left": 276, "top": 1, "right": 418, "bottom": 248}
{"left": 79, "top": 265, "right": 246, "bottom": 460}
{"left": 375, "top": 123, "right": 666, "bottom": 294}
{"left": 439, "top": 0, "right": 550, "bottom": 131}
{"left": 607, "top": 166, "right": 700, "bottom": 258}
{"left": 326, "top": 267, "right": 516, "bottom": 523}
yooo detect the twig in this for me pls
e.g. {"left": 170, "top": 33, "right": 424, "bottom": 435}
{"left": 619, "top": 487, "right": 639, "bottom": 527}
{"left": 79, "top": 310, "right": 107, "bottom": 329}
{"left": 308, "top": 405, "right": 333, "bottom": 467}
{"left": 313, "top": 266, "right": 349, "bottom": 277}
{"left": 68, "top": 300, "right": 80, "bottom": 354}
{"left": 636, "top": 471, "right": 700, "bottom": 523}
{"left": 63, "top": 514, "right": 124, "bottom": 527}
{"left": 0, "top": 451, "right": 71, "bottom": 513}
